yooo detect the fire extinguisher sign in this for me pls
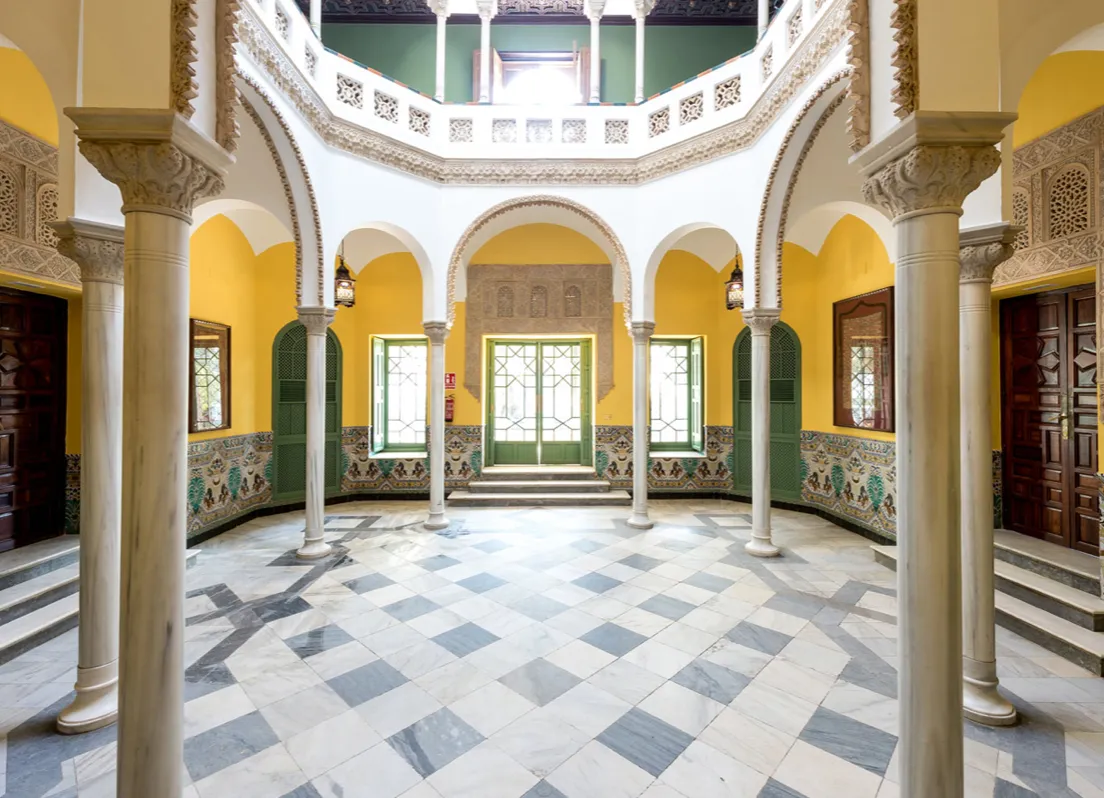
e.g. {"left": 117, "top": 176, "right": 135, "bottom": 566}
{"left": 444, "top": 372, "right": 457, "bottom": 390}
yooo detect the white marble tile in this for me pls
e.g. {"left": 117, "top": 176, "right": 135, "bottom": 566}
{"left": 362, "top": 624, "right": 429, "bottom": 658}
{"left": 449, "top": 680, "right": 536, "bottom": 736}
{"left": 260, "top": 683, "right": 350, "bottom": 740}
{"left": 730, "top": 681, "right": 819, "bottom": 738}
{"left": 313, "top": 741, "right": 422, "bottom": 798}
{"left": 622, "top": 639, "right": 696, "bottom": 679}
{"left": 194, "top": 743, "right": 307, "bottom": 798}
{"left": 639, "top": 681, "right": 725, "bottom": 736}
{"left": 652, "top": 623, "right": 718, "bottom": 656}
{"left": 358, "top": 682, "right": 442, "bottom": 738}
{"left": 659, "top": 739, "right": 767, "bottom": 798}
{"left": 545, "top": 639, "right": 617, "bottom": 679}
{"left": 753, "top": 658, "right": 836, "bottom": 705}
{"left": 699, "top": 707, "right": 795, "bottom": 776}
{"left": 307, "top": 641, "right": 380, "bottom": 680}
{"left": 772, "top": 740, "right": 882, "bottom": 798}
{"left": 184, "top": 684, "right": 256, "bottom": 738}
{"left": 427, "top": 740, "right": 539, "bottom": 797}
{"left": 547, "top": 740, "right": 656, "bottom": 798}
{"left": 415, "top": 659, "right": 494, "bottom": 704}
{"left": 285, "top": 709, "right": 381, "bottom": 778}
{"left": 492, "top": 707, "right": 592, "bottom": 777}
{"left": 385, "top": 640, "right": 458, "bottom": 680}
{"left": 546, "top": 682, "right": 632, "bottom": 737}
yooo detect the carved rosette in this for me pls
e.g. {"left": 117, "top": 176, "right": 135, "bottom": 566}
{"left": 423, "top": 321, "right": 449, "bottom": 345}
{"left": 862, "top": 145, "right": 1001, "bottom": 219}
{"left": 55, "top": 233, "right": 125, "bottom": 286}
{"left": 960, "top": 241, "right": 1014, "bottom": 284}
{"left": 298, "top": 306, "right": 336, "bottom": 334}
{"left": 631, "top": 321, "right": 655, "bottom": 343}
{"left": 742, "top": 308, "right": 781, "bottom": 336}
{"left": 78, "top": 140, "right": 225, "bottom": 220}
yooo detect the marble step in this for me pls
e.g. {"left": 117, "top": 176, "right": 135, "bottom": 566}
{"left": 993, "top": 529, "right": 1100, "bottom": 597}
{"left": 467, "top": 479, "right": 611, "bottom": 495}
{"left": 0, "top": 537, "right": 80, "bottom": 592}
{"left": 0, "top": 563, "right": 79, "bottom": 626}
{"left": 479, "top": 466, "right": 598, "bottom": 482}
{"left": 995, "top": 561, "right": 1104, "bottom": 632}
{"left": 447, "top": 490, "right": 632, "bottom": 507}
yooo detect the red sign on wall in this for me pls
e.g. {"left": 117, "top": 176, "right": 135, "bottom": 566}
{"left": 445, "top": 372, "right": 457, "bottom": 390}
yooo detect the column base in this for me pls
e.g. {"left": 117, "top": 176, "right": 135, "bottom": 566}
{"left": 425, "top": 512, "right": 450, "bottom": 531}
{"left": 745, "top": 535, "right": 780, "bottom": 558}
{"left": 964, "top": 674, "right": 1017, "bottom": 727}
{"left": 297, "top": 537, "right": 332, "bottom": 560}
{"left": 627, "top": 512, "right": 653, "bottom": 530}
{"left": 57, "top": 662, "right": 119, "bottom": 735}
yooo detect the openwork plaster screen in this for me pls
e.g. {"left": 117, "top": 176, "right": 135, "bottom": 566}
{"left": 190, "top": 319, "right": 231, "bottom": 433}
{"left": 833, "top": 288, "right": 894, "bottom": 431}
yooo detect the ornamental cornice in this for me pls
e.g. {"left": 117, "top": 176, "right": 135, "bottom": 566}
{"left": 742, "top": 307, "right": 781, "bottom": 334}
{"left": 52, "top": 220, "right": 125, "bottom": 285}
{"left": 236, "top": 0, "right": 849, "bottom": 186}
{"left": 889, "top": 0, "right": 917, "bottom": 120}
{"left": 844, "top": 0, "right": 869, "bottom": 153}
{"left": 216, "top": 0, "right": 244, "bottom": 153}
{"left": 298, "top": 306, "right": 336, "bottom": 333}
{"left": 862, "top": 144, "right": 1001, "bottom": 219}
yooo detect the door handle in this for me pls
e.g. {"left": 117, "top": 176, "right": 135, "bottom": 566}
{"left": 1060, "top": 393, "right": 1070, "bottom": 440}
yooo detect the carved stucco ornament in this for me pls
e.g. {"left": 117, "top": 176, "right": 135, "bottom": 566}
{"left": 53, "top": 226, "right": 125, "bottom": 286}
{"left": 960, "top": 240, "right": 1014, "bottom": 284}
{"left": 862, "top": 145, "right": 1002, "bottom": 218}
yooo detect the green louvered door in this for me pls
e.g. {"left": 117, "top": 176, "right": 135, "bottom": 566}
{"left": 272, "top": 322, "right": 343, "bottom": 500}
{"left": 733, "top": 323, "right": 802, "bottom": 501}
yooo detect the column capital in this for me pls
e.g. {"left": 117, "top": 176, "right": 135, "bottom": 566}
{"left": 475, "top": 0, "right": 497, "bottom": 20}
{"left": 585, "top": 0, "right": 607, "bottom": 21}
{"left": 297, "top": 306, "right": 336, "bottom": 334}
{"left": 67, "top": 108, "right": 231, "bottom": 222}
{"left": 959, "top": 223, "right": 1017, "bottom": 284}
{"left": 53, "top": 218, "right": 125, "bottom": 286}
{"left": 741, "top": 308, "right": 781, "bottom": 335}
{"left": 428, "top": 0, "right": 450, "bottom": 17}
{"left": 631, "top": 320, "right": 655, "bottom": 342}
{"left": 424, "top": 321, "right": 449, "bottom": 344}
{"left": 862, "top": 144, "right": 1001, "bottom": 219}
{"left": 632, "top": 0, "right": 655, "bottom": 19}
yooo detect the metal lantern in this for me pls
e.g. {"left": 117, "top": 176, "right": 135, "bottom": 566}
{"left": 335, "top": 244, "right": 356, "bottom": 308}
{"left": 725, "top": 262, "right": 744, "bottom": 310}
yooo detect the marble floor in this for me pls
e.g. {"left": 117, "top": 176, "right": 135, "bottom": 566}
{"left": 2, "top": 500, "right": 1103, "bottom": 798}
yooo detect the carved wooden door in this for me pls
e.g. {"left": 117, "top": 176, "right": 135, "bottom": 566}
{"left": 1001, "top": 285, "right": 1099, "bottom": 553}
{"left": 0, "top": 288, "right": 67, "bottom": 551}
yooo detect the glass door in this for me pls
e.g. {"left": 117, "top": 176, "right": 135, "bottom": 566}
{"left": 486, "top": 339, "right": 591, "bottom": 466}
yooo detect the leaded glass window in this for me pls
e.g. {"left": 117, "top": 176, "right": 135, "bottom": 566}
{"left": 650, "top": 337, "right": 704, "bottom": 453}
{"left": 371, "top": 338, "right": 427, "bottom": 452}
{"left": 190, "top": 319, "right": 231, "bottom": 433}
{"left": 833, "top": 288, "right": 894, "bottom": 431}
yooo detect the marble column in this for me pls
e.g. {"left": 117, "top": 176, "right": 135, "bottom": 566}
{"left": 69, "top": 108, "right": 229, "bottom": 797}
{"left": 862, "top": 137, "right": 1005, "bottom": 798}
{"left": 959, "top": 224, "right": 1017, "bottom": 727}
{"left": 586, "top": 1, "right": 606, "bottom": 104}
{"left": 632, "top": 1, "right": 654, "bottom": 105}
{"left": 53, "top": 219, "right": 124, "bottom": 735}
{"left": 476, "top": 1, "right": 495, "bottom": 103}
{"left": 425, "top": 321, "right": 450, "bottom": 530}
{"left": 298, "top": 306, "right": 336, "bottom": 559}
{"left": 628, "top": 321, "right": 654, "bottom": 529}
{"left": 757, "top": 0, "right": 769, "bottom": 40}
{"left": 433, "top": 6, "right": 449, "bottom": 103}
{"left": 309, "top": 0, "right": 321, "bottom": 37}
{"left": 742, "top": 308, "right": 781, "bottom": 557}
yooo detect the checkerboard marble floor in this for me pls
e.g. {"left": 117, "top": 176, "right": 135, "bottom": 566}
{"left": 3, "top": 500, "right": 1104, "bottom": 797}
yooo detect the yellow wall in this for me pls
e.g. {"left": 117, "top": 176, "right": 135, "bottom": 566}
{"left": 782, "top": 214, "right": 896, "bottom": 441}
{"left": 1014, "top": 51, "right": 1104, "bottom": 146}
{"left": 0, "top": 47, "right": 58, "bottom": 145}
{"left": 251, "top": 242, "right": 299, "bottom": 433}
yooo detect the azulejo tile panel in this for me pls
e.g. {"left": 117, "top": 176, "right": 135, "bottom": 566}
{"left": 340, "top": 426, "right": 482, "bottom": 492}
{"left": 187, "top": 432, "right": 274, "bottom": 535}
{"left": 800, "top": 431, "right": 897, "bottom": 539}
{"left": 594, "top": 425, "right": 734, "bottom": 491}
{"left": 64, "top": 453, "right": 80, "bottom": 534}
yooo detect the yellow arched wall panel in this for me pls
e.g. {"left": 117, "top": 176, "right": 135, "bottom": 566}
{"left": 470, "top": 223, "right": 610, "bottom": 265}
{"left": 1014, "top": 51, "right": 1104, "bottom": 147}
{"left": 782, "top": 214, "right": 896, "bottom": 442}
{"left": 252, "top": 242, "right": 299, "bottom": 433}
{"left": 0, "top": 48, "right": 58, "bottom": 145}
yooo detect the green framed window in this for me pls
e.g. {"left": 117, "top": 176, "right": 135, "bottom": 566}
{"left": 649, "top": 337, "right": 704, "bottom": 453}
{"left": 371, "top": 337, "right": 428, "bottom": 454}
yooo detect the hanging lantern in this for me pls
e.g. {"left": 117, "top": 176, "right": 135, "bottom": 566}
{"left": 335, "top": 243, "right": 356, "bottom": 308}
{"left": 725, "top": 262, "right": 744, "bottom": 310}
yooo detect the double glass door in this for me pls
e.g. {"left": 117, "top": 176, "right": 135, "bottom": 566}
{"left": 486, "top": 339, "right": 592, "bottom": 466}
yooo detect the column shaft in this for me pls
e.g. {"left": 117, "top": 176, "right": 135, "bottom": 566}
{"left": 298, "top": 308, "right": 335, "bottom": 559}
{"left": 310, "top": 0, "right": 321, "bottom": 36}
{"left": 634, "top": 15, "right": 645, "bottom": 104}
{"left": 480, "top": 16, "right": 492, "bottom": 103}
{"left": 426, "top": 322, "right": 449, "bottom": 530}
{"left": 628, "top": 322, "right": 653, "bottom": 529}
{"left": 589, "top": 17, "right": 601, "bottom": 103}
{"left": 743, "top": 309, "right": 780, "bottom": 557}
{"left": 435, "top": 13, "right": 448, "bottom": 103}
{"left": 757, "top": 0, "right": 769, "bottom": 39}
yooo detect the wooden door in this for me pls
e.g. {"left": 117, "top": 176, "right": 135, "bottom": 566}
{"left": 0, "top": 288, "right": 67, "bottom": 551}
{"left": 1001, "top": 285, "right": 1099, "bottom": 553}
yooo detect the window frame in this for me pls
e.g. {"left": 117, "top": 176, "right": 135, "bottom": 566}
{"left": 832, "top": 287, "right": 895, "bottom": 432}
{"left": 188, "top": 318, "right": 232, "bottom": 434}
{"left": 649, "top": 336, "right": 705, "bottom": 454}
{"left": 371, "top": 336, "right": 429, "bottom": 455}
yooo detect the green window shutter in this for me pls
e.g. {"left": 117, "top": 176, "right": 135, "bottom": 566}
{"left": 733, "top": 330, "right": 753, "bottom": 494}
{"left": 272, "top": 323, "right": 308, "bottom": 500}
{"left": 325, "top": 330, "right": 342, "bottom": 493}
{"left": 371, "top": 337, "right": 385, "bottom": 454}
{"left": 690, "top": 336, "right": 704, "bottom": 453}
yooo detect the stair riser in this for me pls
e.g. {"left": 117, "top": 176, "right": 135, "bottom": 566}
{"left": 0, "top": 613, "right": 78, "bottom": 667}
{"left": 0, "top": 549, "right": 79, "bottom": 592}
{"left": 994, "top": 546, "right": 1100, "bottom": 597}
{"left": 449, "top": 496, "right": 631, "bottom": 507}
{"left": 0, "top": 578, "right": 79, "bottom": 627}
{"left": 468, "top": 483, "right": 610, "bottom": 495}
{"left": 995, "top": 573, "right": 1104, "bottom": 632}
{"left": 478, "top": 473, "right": 598, "bottom": 482}
{"left": 995, "top": 608, "right": 1104, "bottom": 676}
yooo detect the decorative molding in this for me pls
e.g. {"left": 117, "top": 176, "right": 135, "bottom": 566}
{"left": 171, "top": 0, "right": 200, "bottom": 119}
{"left": 53, "top": 220, "right": 125, "bottom": 285}
{"left": 960, "top": 236, "right": 1014, "bottom": 284}
{"left": 889, "top": 0, "right": 917, "bottom": 120}
{"left": 297, "top": 305, "right": 336, "bottom": 333}
{"left": 298, "top": 0, "right": 760, "bottom": 22}
{"left": 446, "top": 195, "right": 633, "bottom": 329}
{"left": 216, "top": 0, "right": 244, "bottom": 153}
{"left": 862, "top": 144, "right": 1002, "bottom": 219}
{"left": 236, "top": 0, "right": 850, "bottom": 185}
{"left": 741, "top": 307, "right": 781, "bottom": 334}
{"left": 844, "top": 0, "right": 869, "bottom": 153}
{"left": 631, "top": 320, "right": 655, "bottom": 341}
{"left": 423, "top": 320, "right": 449, "bottom": 344}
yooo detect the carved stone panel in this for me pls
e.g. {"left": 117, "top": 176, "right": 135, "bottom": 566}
{"left": 465, "top": 263, "right": 614, "bottom": 401}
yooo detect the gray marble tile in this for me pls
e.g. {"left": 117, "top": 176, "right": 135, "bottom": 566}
{"left": 343, "top": 573, "right": 395, "bottom": 594}
{"left": 638, "top": 595, "right": 696, "bottom": 621}
{"left": 418, "top": 555, "right": 463, "bottom": 571}
{"left": 474, "top": 540, "right": 511, "bottom": 554}
{"left": 382, "top": 596, "right": 441, "bottom": 622}
{"left": 798, "top": 706, "right": 897, "bottom": 776}
{"left": 457, "top": 573, "right": 509, "bottom": 594}
{"left": 684, "top": 572, "right": 735, "bottom": 593}
{"left": 499, "top": 658, "right": 581, "bottom": 707}
{"left": 994, "top": 779, "right": 1040, "bottom": 797}
{"left": 672, "top": 658, "right": 750, "bottom": 704}
{"left": 580, "top": 623, "right": 648, "bottom": 657}
{"left": 285, "top": 624, "right": 355, "bottom": 659}
{"left": 327, "top": 660, "right": 409, "bottom": 707}
{"left": 281, "top": 783, "right": 325, "bottom": 798}
{"left": 726, "top": 621, "right": 792, "bottom": 656}
{"left": 659, "top": 539, "right": 700, "bottom": 554}
{"left": 758, "top": 778, "right": 808, "bottom": 797}
{"left": 520, "top": 780, "right": 570, "bottom": 798}
{"left": 764, "top": 593, "right": 827, "bottom": 621}
{"left": 573, "top": 573, "right": 622, "bottom": 594}
{"left": 596, "top": 707, "right": 694, "bottom": 778}
{"left": 619, "top": 554, "right": 663, "bottom": 572}
{"left": 387, "top": 707, "right": 485, "bottom": 777}
{"left": 432, "top": 622, "right": 499, "bottom": 658}
{"left": 571, "top": 539, "right": 607, "bottom": 554}
{"left": 184, "top": 710, "right": 280, "bottom": 782}
{"left": 513, "top": 595, "right": 571, "bottom": 622}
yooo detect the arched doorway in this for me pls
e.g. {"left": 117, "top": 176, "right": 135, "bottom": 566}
{"left": 271, "top": 322, "right": 343, "bottom": 501}
{"left": 733, "top": 323, "right": 802, "bottom": 502}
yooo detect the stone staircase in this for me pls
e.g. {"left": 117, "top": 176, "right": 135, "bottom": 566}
{"left": 872, "top": 529, "right": 1104, "bottom": 675}
{"left": 447, "top": 465, "right": 632, "bottom": 508}
{"left": 0, "top": 537, "right": 200, "bottom": 667}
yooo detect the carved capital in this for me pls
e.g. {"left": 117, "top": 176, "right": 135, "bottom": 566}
{"left": 428, "top": 0, "right": 450, "bottom": 16}
{"left": 53, "top": 220, "right": 125, "bottom": 286}
{"left": 959, "top": 223, "right": 1018, "bottom": 284}
{"left": 475, "top": 0, "right": 497, "bottom": 20}
{"left": 742, "top": 308, "right": 781, "bottom": 335}
{"left": 297, "top": 306, "right": 336, "bottom": 335}
{"left": 424, "top": 321, "right": 449, "bottom": 345}
{"left": 633, "top": 0, "right": 656, "bottom": 19}
{"left": 586, "top": 0, "right": 607, "bottom": 20}
{"left": 631, "top": 321, "right": 655, "bottom": 343}
{"left": 862, "top": 144, "right": 1001, "bottom": 219}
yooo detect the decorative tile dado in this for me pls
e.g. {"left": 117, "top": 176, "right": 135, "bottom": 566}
{"left": 64, "top": 454, "right": 80, "bottom": 535}
{"left": 187, "top": 432, "right": 273, "bottom": 536}
{"left": 993, "top": 449, "right": 1003, "bottom": 532}
{"left": 801, "top": 431, "right": 897, "bottom": 539}
{"left": 341, "top": 426, "right": 482, "bottom": 492}
{"left": 594, "top": 426, "right": 734, "bottom": 492}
